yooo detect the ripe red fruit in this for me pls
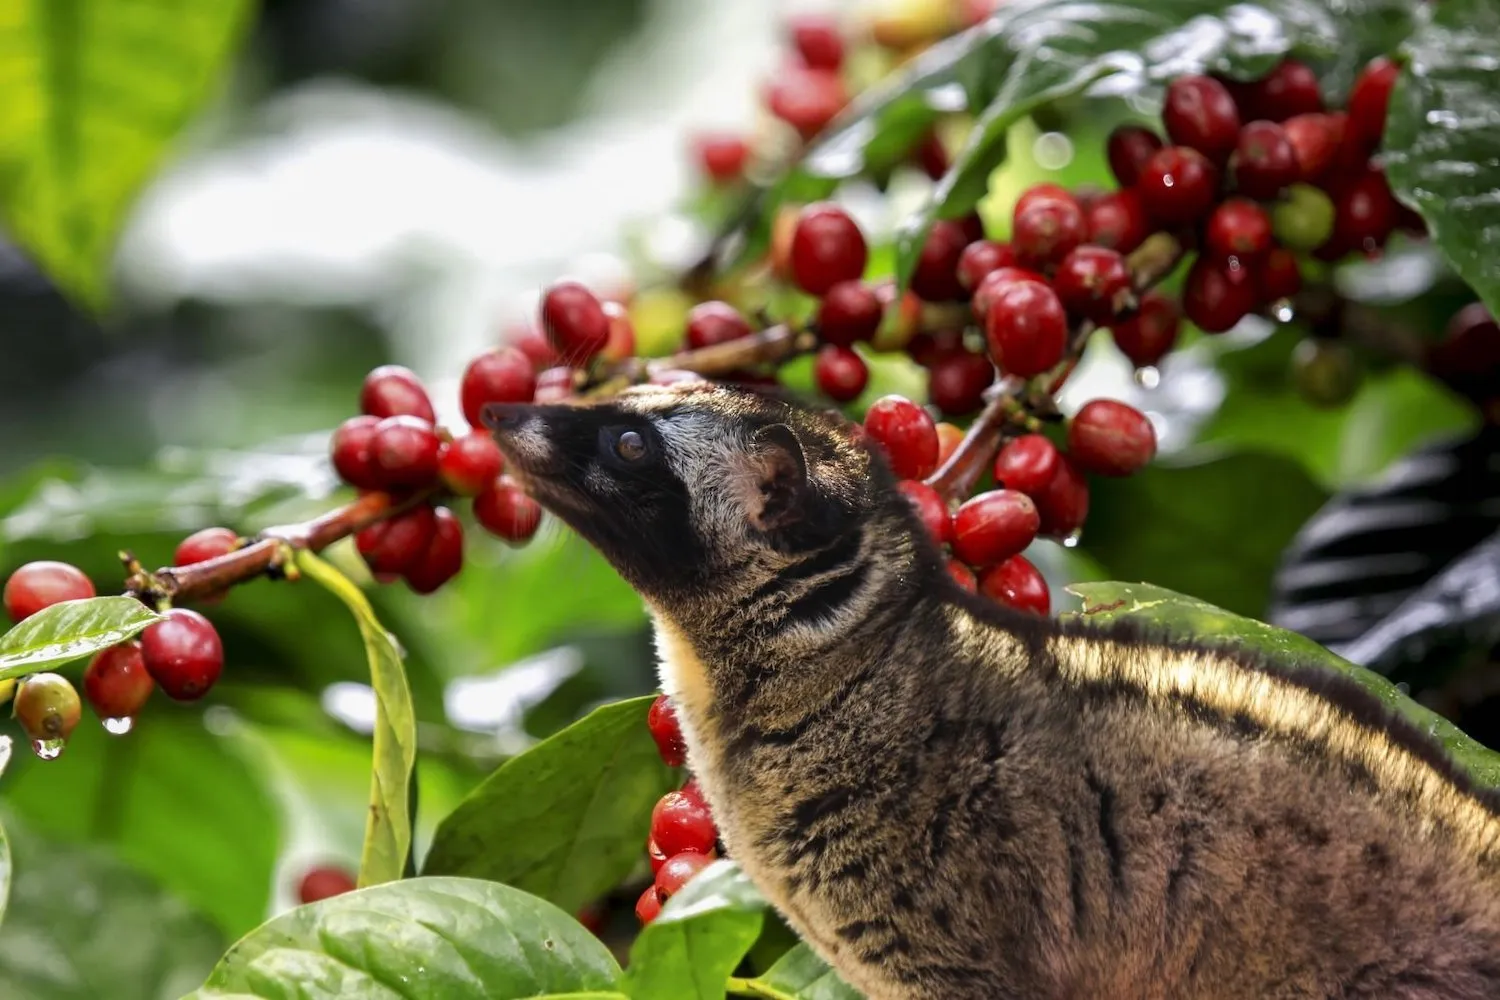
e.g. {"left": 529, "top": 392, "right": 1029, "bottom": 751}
{"left": 686, "top": 301, "right": 752, "bottom": 349}
{"left": 1012, "top": 192, "right": 1086, "bottom": 267}
{"left": 175, "top": 527, "right": 238, "bottom": 567}
{"left": 910, "top": 220, "right": 971, "bottom": 302}
{"left": 1111, "top": 291, "right": 1181, "bottom": 368}
{"left": 790, "top": 203, "right": 868, "bottom": 295}
{"left": 679, "top": 777, "right": 706, "bottom": 806}
{"left": 1205, "top": 197, "right": 1274, "bottom": 260}
{"left": 1106, "top": 125, "right": 1164, "bottom": 187}
{"left": 1428, "top": 303, "right": 1500, "bottom": 399}
{"left": 510, "top": 323, "right": 557, "bottom": 370}
{"left": 984, "top": 280, "right": 1069, "bottom": 378}
{"left": 474, "top": 479, "right": 542, "bottom": 544}
{"left": 1068, "top": 400, "right": 1157, "bottom": 476}
{"left": 1232, "top": 121, "right": 1299, "bottom": 199}
{"left": 14, "top": 672, "right": 81, "bottom": 744}
{"left": 1162, "top": 75, "right": 1242, "bottom": 163}
{"left": 897, "top": 480, "right": 953, "bottom": 544}
{"left": 647, "top": 837, "right": 669, "bottom": 875}
{"left": 4, "top": 560, "right": 95, "bottom": 623}
{"left": 371, "top": 416, "right": 442, "bottom": 488}
{"left": 767, "top": 65, "right": 848, "bottom": 140}
{"left": 1085, "top": 190, "right": 1151, "bottom": 254}
{"left": 1330, "top": 170, "right": 1397, "bottom": 253}
{"left": 331, "top": 415, "right": 383, "bottom": 490}
{"left": 956, "top": 240, "right": 1016, "bottom": 291}
{"left": 1014, "top": 183, "right": 1072, "bottom": 216}
{"left": 1347, "top": 56, "right": 1400, "bottom": 153}
{"left": 992, "top": 434, "right": 1060, "bottom": 498}
{"left": 912, "top": 129, "right": 949, "bottom": 179}
{"left": 83, "top": 641, "right": 155, "bottom": 721}
{"left": 360, "top": 365, "right": 435, "bottom": 423}
{"left": 1034, "top": 455, "right": 1090, "bottom": 538}
{"left": 298, "top": 866, "right": 357, "bottom": 904}
{"left": 636, "top": 884, "right": 664, "bottom": 925}
{"left": 927, "top": 351, "right": 994, "bottom": 417}
{"left": 651, "top": 790, "right": 718, "bottom": 857}
{"left": 357, "top": 506, "right": 438, "bottom": 577}
{"left": 693, "top": 133, "right": 751, "bottom": 184}
{"left": 140, "top": 608, "right": 224, "bottom": 702}
{"left": 817, "top": 281, "right": 882, "bottom": 347}
{"left": 534, "top": 366, "right": 577, "bottom": 403}
{"left": 906, "top": 328, "right": 966, "bottom": 369}
{"left": 935, "top": 422, "right": 964, "bottom": 466}
{"left": 600, "top": 302, "right": 636, "bottom": 362}
{"left": 1183, "top": 257, "right": 1256, "bottom": 333}
{"left": 864, "top": 395, "right": 940, "bottom": 480}
{"left": 1137, "top": 147, "right": 1220, "bottom": 226}
{"left": 439, "top": 431, "right": 505, "bottom": 497}
{"left": 1248, "top": 59, "right": 1323, "bottom": 121}
{"left": 656, "top": 851, "right": 714, "bottom": 898}
{"left": 971, "top": 266, "right": 1048, "bottom": 322}
{"left": 947, "top": 559, "right": 978, "bottom": 593}
{"left": 461, "top": 347, "right": 536, "bottom": 429}
{"left": 404, "top": 507, "right": 464, "bottom": 594}
{"left": 648, "top": 694, "right": 687, "bottom": 767}
{"left": 814, "top": 345, "right": 869, "bottom": 402}
{"left": 1052, "top": 246, "right": 1132, "bottom": 324}
{"left": 789, "top": 14, "right": 844, "bottom": 71}
{"left": 979, "top": 555, "right": 1050, "bottom": 615}
{"left": 951, "top": 490, "right": 1041, "bottom": 568}
{"left": 541, "top": 281, "right": 611, "bottom": 362}
{"left": 1257, "top": 248, "right": 1303, "bottom": 302}
{"left": 1282, "top": 113, "right": 1343, "bottom": 183}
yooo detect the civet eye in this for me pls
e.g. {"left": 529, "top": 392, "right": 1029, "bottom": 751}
{"left": 615, "top": 429, "right": 647, "bottom": 461}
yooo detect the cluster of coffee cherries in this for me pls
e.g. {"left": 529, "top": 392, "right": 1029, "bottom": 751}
{"left": 635, "top": 694, "right": 720, "bottom": 924}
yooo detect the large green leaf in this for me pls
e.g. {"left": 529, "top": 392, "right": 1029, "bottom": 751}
{"left": 422, "top": 696, "right": 678, "bottom": 914}
{"left": 1064, "top": 581, "right": 1500, "bottom": 790}
{"left": 184, "top": 877, "right": 621, "bottom": 1000}
{"left": 623, "top": 860, "right": 767, "bottom": 1000}
{"left": 1384, "top": 0, "right": 1500, "bottom": 319}
{"left": 0, "top": 0, "right": 254, "bottom": 309}
{"left": 294, "top": 551, "right": 416, "bottom": 888}
{"left": 0, "top": 597, "right": 163, "bottom": 680}
{"left": 746, "top": 944, "right": 861, "bottom": 1000}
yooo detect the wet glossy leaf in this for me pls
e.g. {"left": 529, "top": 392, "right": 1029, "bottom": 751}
{"left": 624, "top": 860, "right": 767, "bottom": 1000}
{"left": 184, "top": 876, "right": 622, "bottom": 1000}
{"left": 0, "top": 597, "right": 163, "bottom": 681}
{"left": 749, "top": 944, "right": 862, "bottom": 1000}
{"left": 422, "top": 696, "right": 677, "bottom": 914}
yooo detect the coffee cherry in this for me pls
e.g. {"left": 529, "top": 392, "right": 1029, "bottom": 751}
{"left": 1106, "top": 125, "right": 1164, "bottom": 187}
{"left": 370, "top": 416, "right": 441, "bottom": 488}
{"left": 1163, "top": 75, "right": 1242, "bottom": 164}
{"left": 935, "top": 422, "right": 965, "bottom": 466}
{"left": 864, "top": 395, "right": 939, "bottom": 480}
{"left": 439, "top": 431, "right": 505, "bottom": 497}
{"left": 330, "top": 415, "right": 383, "bottom": 490}
{"left": 1272, "top": 183, "right": 1336, "bottom": 251}
{"left": 1232, "top": 121, "right": 1299, "bottom": 199}
{"left": 1292, "top": 337, "right": 1362, "bottom": 407}
{"left": 985, "top": 280, "right": 1068, "bottom": 378}
{"left": 648, "top": 694, "right": 687, "bottom": 767}
{"left": 957, "top": 240, "right": 1016, "bottom": 291}
{"left": 647, "top": 837, "right": 669, "bottom": 875}
{"left": 599, "top": 302, "right": 636, "bottom": 362}
{"left": 140, "top": 608, "right": 224, "bottom": 702}
{"left": 1034, "top": 455, "right": 1090, "bottom": 538}
{"left": 790, "top": 204, "right": 868, "bottom": 295}
{"left": 1257, "top": 248, "right": 1303, "bottom": 303}
{"left": 175, "top": 527, "right": 238, "bottom": 568}
{"left": 357, "top": 506, "right": 438, "bottom": 576}
{"left": 1012, "top": 192, "right": 1086, "bottom": 268}
{"left": 814, "top": 345, "right": 869, "bottom": 402}
{"left": 14, "top": 672, "right": 82, "bottom": 744}
{"left": 1085, "top": 190, "right": 1151, "bottom": 254}
{"left": 928, "top": 351, "right": 994, "bottom": 417}
{"left": 298, "top": 866, "right": 357, "bottom": 904}
{"left": 651, "top": 790, "right": 718, "bottom": 857}
{"left": 1347, "top": 57, "right": 1399, "bottom": 153}
{"left": 992, "top": 434, "right": 1060, "bottom": 498}
{"left": 947, "top": 559, "right": 978, "bottom": 593}
{"left": 4, "top": 561, "right": 96, "bottom": 623}
{"left": 790, "top": 13, "right": 844, "bottom": 70}
{"left": 636, "top": 884, "right": 664, "bottom": 925}
{"left": 1428, "top": 303, "right": 1500, "bottom": 399}
{"left": 474, "top": 479, "right": 542, "bottom": 545}
{"left": 1330, "top": 170, "right": 1397, "bottom": 253}
{"left": 83, "top": 641, "right": 155, "bottom": 721}
{"left": 1014, "top": 183, "right": 1072, "bottom": 217}
{"left": 817, "top": 281, "right": 882, "bottom": 347}
{"left": 679, "top": 776, "right": 706, "bottom": 805}
{"left": 461, "top": 347, "right": 536, "bottom": 430}
{"left": 897, "top": 480, "right": 953, "bottom": 545}
{"left": 656, "top": 851, "right": 714, "bottom": 899}
{"left": 510, "top": 323, "right": 557, "bottom": 370}
{"left": 1068, "top": 400, "right": 1157, "bottom": 476}
{"left": 972, "top": 266, "right": 1048, "bottom": 322}
{"left": 907, "top": 328, "right": 966, "bottom": 369}
{"left": 1205, "top": 198, "right": 1273, "bottom": 261}
{"left": 910, "top": 220, "right": 971, "bottom": 302}
{"left": 979, "top": 555, "right": 1050, "bottom": 615}
{"left": 1183, "top": 257, "right": 1256, "bottom": 333}
{"left": 534, "top": 366, "right": 577, "bottom": 404}
{"left": 686, "top": 301, "right": 752, "bottom": 349}
{"left": 951, "top": 490, "right": 1040, "bottom": 567}
{"left": 360, "top": 365, "right": 435, "bottom": 423}
{"left": 1138, "top": 147, "right": 1219, "bottom": 226}
{"left": 540, "top": 281, "right": 611, "bottom": 363}
{"left": 1282, "top": 112, "right": 1342, "bottom": 183}
{"left": 1053, "top": 246, "right": 1131, "bottom": 324}
{"left": 693, "top": 133, "right": 751, "bottom": 184}
{"left": 1249, "top": 59, "right": 1323, "bottom": 121}
{"left": 404, "top": 507, "right": 464, "bottom": 595}
{"left": 1111, "top": 291, "right": 1181, "bottom": 368}
{"left": 767, "top": 65, "right": 848, "bottom": 140}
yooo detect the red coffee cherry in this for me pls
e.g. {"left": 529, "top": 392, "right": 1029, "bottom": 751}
{"left": 1012, "top": 192, "right": 1086, "bottom": 268}
{"left": 817, "top": 281, "right": 883, "bottom": 347}
{"left": 357, "top": 506, "right": 438, "bottom": 576}
{"left": 897, "top": 480, "right": 953, "bottom": 545}
{"left": 789, "top": 13, "right": 844, "bottom": 71}
{"left": 534, "top": 366, "right": 578, "bottom": 404}
{"left": 936, "top": 422, "right": 964, "bottom": 466}
{"left": 766, "top": 65, "right": 848, "bottom": 140}
{"left": 1346, "top": 56, "right": 1400, "bottom": 153}
{"left": 298, "top": 866, "right": 357, "bottom": 904}
{"left": 947, "top": 559, "right": 978, "bottom": 593}
{"left": 1330, "top": 169, "right": 1397, "bottom": 253}
{"left": 1068, "top": 399, "right": 1157, "bottom": 476}
{"left": 957, "top": 240, "right": 1017, "bottom": 291}
{"left": 439, "top": 431, "right": 505, "bottom": 497}
{"left": 600, "top": 302, "right": 636, "bottom": 362}
{"left": 1257, "top": 248, "right": 1303, "bottom": 303}
{"left": 175, "top": 527, "right": 239, "bottom": 567}
{"left": 979, "top": 555, "right": 1050, "bottom": 615}
{"left": 1137, "top": 147, "right": 1220, "bottom": 226}
{"left": 656, "top": 851, "right": 714, "bottom": 899}
{"left": 1282, "top": 112, "right": 1343, "bottom": 183}
{"left": 1085, "top": 190, "right": 1151, "bottom": 254}
{"left": 1162, "top": 75, "right": 1242, "bottom": 164}
{"left": 1111, "top": 291, "right": 1181, "bottom": 368}
{"left": 910, "top": 219, "right": 971, "bottom": 302}
{"left": 360, "top": 365, "right": 435, "bottom": 423}
{"left": 1106, "top": 125, "right": 1164, "bottom": 187}
{"left": 140, "top": 608, "right": 224, "bottom": 702}
{"left": 83, "top": 641, "right": 155, "bottom": 721}
{"left": 371, "top": 416, "right": 442, "bottom": 488}
{"left": 693, "top": 133, "right": 751, "bottom": 184}
{"left": 4, "top": 560, "right": 96, "bottom": 623}
{"left": 404, "top": 506, "right": 465, "bottom": 595}
{"left": 972, "top": 266, "right": 1048, "bottom": 322}
{"left": 461, "top": 347, "right": 536, "bottom": 429}
{"left": 906, "top": 328, "right": 966, "bottom": 369}
{"left": 985, "top": 280, "right": 1068, "bottom": 378}
{"left": 330, "top": 415, "right": 383, "bottom": 490}
{"left": 992, "top": 434, "right": 1061, "bottom": 498}
{"left": 1034, "top": 455, "right": 1090, "bottom": 538}
{"left": 951, "top": 489, "right": 1040, "bottom": 568}
{"left": 1428, "top": 303, "right": 1500, "bottom": 400}
{"left": 540, "top": 281, "right": 611, "bottom": 362}
{"left": 474, "top": 480, "right": 542, "bottom": 545}
{"left": 1232, "top": 121, "right": 1299, "bottom": 199}
{"left": 679, "top": 776, "right": 706, "bottom": 807}
{"left": 790, "top": 203, "right": 868, "bottom": 295}
{"left": 636, "top": 883, "right": 664, "bottom": 925}
{"left": 1248, "top": 59, "right": 1323, "bottom": 121}
{"left": 864, "top": 395, "right": 940, "bottom": 480}
{"left": 1205, "top": 197, "right": 1274, "bottom": 261}
{"left": 1183, "top": 257, "right": 1256, "bottom": 333}
{"left": 814, "top": 345, "right": 869, "bottom": 402}
{"left": 651, "top": 790, "right": 718, "bottom": 857}
{"left": 1013, "top": 183, "right": 1072, "bottom": 216}
{"left": 510, "top": 323, "right": 557, "bottom": 370}
{"left": 1052, "top": 246, "right": 1132, "bottom": 324}
{"left": 912, "top": 128, "right": 949, "bottom": 180}
{"left": 686, "top": 301, "right": 753, "bottom": 349}
{"left": 927, "top": 351, "right": 994, "bottom": 417}
{"left": 14, "top": 672, "right": 82, "bottom": 744}
{"left": 648, "top": 694, "right": 688, "bottom": 767}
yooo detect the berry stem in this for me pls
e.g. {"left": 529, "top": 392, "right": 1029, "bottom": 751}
{"left": 589, "top": 323, "right": 819, "bottom": 394}
{"left": 1284, "top": 283, "right": 1425, "bottom": 366}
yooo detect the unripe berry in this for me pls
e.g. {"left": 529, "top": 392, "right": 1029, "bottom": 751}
{"left": 979, "top": 555, "right": 1050, "bottom": 615}
{"left": 870, "top": 281, "right": 923, "bottom": 352}
{"left": 789, "top": 13, "right": 844, "bottom": 71}
{"left": 1162, "top": 75, "right": 1242, "bottom": 164}
{"left": 541, "top": 281, "right": 611, "bottom": 361}
{"left": 4, "top": 561, "right": 96, "bottom": 623}
{"left": 816, "top": 281, "right": 882, "bottom": 348}
{"left": 1085, "top": 190, "right": 1151, "bottom": 254}
{"left": 693, "top": 133, "right": 751, "bottom": 184}
{"left": 897, "top": 480, "right": 952, "bottom": 545}
{"left": 1232, "top": 121, "right": 1299, "bottom": 199}
{"left": 685, "top": 301, "right": 752, "bottom": 349}
{"left": 140, "top": 608, "right": 224, "bottom": 702}
{"left": 956, "top": 240, "right": 1016, "bottom": 291}
{"left": 910, "top": 220, "right": 971, "bottom": 302}
{"left": 1282, "top": 112, "right": 1343, "bottom": 183}
{"left": 175, "top": 527, "right": 239, "bottom": 567}
{"left": 992, "top": 434, "right": 1060, "bottom": 498}
{"left": 1068, "top": 399, "right": 1157, "bottom": 476}
{"left": 1106, "top": 125, "right": 1164, "bottom": 187}
{"left": 814, "top": 345, "right": 869, "bottom": 402}
{"left": 1138, "top": 147, "right": 1220, "bottom": 226}
{"left": 1248, "top": 59, "right": 1323, "bottom": 121}
{"left": 766, "top": 65, "right": 848, "bottom": 140}
{"left": 1257, "top": 248, "right": 1303, "bottom": 303}
{"left": 83, "top": 641, "right": 155, "bottom": 721}
{"left": 360, "top": 365, "right": 435, "bottom": 423}
{"left": 935, "top": 422, "right": 965, "bottom": 466}
{"left": 1012, "top": 192, "right": 1086, "bottom": 268}
{"left": 927, "top": 351, "right": 994, "bottom": 417}
{"left": 439, "top": 431, "right": 505, "bottom": 497}
{"left": 1052, "top": 246, "right": 1132, "bottom": 324}
{"left": 864, "top": 395, "right": 940, "bottom": 480}
{"left": 1205, "top": 197, "right": 1273, "bottom": 261}
{"left": 474, "top": 480, "right": 542, "bottom": 544}
{"left": 1346, "top": 56, "right": 1400, "bottom": 153}
{"left": 790, "top": 204, "right": 868, "bottom": 295}
{"left": 972, "top": 266, "right": 1047, "bottom": 322}
{"left": 599, "top": 301, "right": 636, "bottom": 362}
{"left": 947, "top": 559, "right": 978, "bottom": 593}
{"left": 651, "top": 790, "right": 718, "bottom": 857}
{"left": 1034, "top": 455, "right": 1090, "bottom": 538}
{"left": 371, "top": 416, "right": 442, "bottom": 488}
{"left": 404, "top": 507, "right": 464, "bottom": 595}
{"left": 1111, "top": 291, "right": 1180, "bottom": 368}
{"left": 1272, "top": 183, "right": 1337, "bottom": 251}
{"left": 636, "top": 884, "right": 664, "bottom": 925}
{"left": 1182, "top": 257, "right": 1256, "bottom": 334}
{"left": 656, "top": 851, "right": 714, "bottom": 899}
{"left": 357, "top": 506, "right": 438, "bottom": 576}
{"left": 1292, "top": 338, "right": 1362, "bottom": 408}
{"left": 298, "top": 866, "right": 357, "bottom": 904}
{"left": 14, "top": 672, "right": 82, "bottom": 743}
{"left": 648, "top": 694, "right": 687, "bottom": 767}
{"left": 951, "top": 490, "right": 1040, "bottom": 568}
{"left": 985, "top": 280, "right": 1068, "bottom": 378}
{"left": 461, "top": 347, "right": 536, "bottom": 429}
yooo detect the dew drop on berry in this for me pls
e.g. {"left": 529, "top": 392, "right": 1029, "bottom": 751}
{"left": 31, "top": 738, "right": 64, "bottom": 761}
{"left": 103, "top": 716, "right": 136, "bottom": 735}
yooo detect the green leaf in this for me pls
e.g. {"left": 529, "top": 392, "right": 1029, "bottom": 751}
{"left": 294, "top": 551, "right": 416, "bottom": 889}
{"left": 623, "top": 860, "right": 767, "bottom": 1000}
{"left": 1063, "top": 581, "right": 1500, "bottom": 791}
{"left": 0, "top": 809, "right": 226, "bottom": 1000}
{"left": 0, "top": 0, "right": 255, "bottom": 310}
{"left": 422, "top": 696, "right": 678, "bottom": 914}
{"left": 184, "top": 876, "right": 621, "bottom": 1000}
{"left": 0, "top": 597, "right": 163, "bottom": 681}
{"left": 747, "top": 944, "right": 861, "bottom": 1000}
{"left": 1081, "top": 451, "right": 1329, "bottom": 618}
{"left": 1384, "top": 0, "right": 1500, "bottom": 318}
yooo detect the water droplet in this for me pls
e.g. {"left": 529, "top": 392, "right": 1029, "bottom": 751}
{"left": 31, "top": 738, "right": 65, "bottom": 760}
{"left": 104, "top": 716, "right": 135, "bottom": 735}
{"left": 1271, "top": 300, "right": 1295, "bottom": 322}
{"left": 1062, "top": 529, "right": 1083, "bottom": 549}
{"left": 1134, "top": 366, "right": 1161, "bottom": 389}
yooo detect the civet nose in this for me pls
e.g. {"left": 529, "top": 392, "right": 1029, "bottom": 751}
{"left": 481, "top": 402, "right": 533, "bottom": 433}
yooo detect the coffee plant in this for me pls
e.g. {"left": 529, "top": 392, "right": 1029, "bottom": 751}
{"left": 1, "top": 0, "right": 1499, "bottom": 996}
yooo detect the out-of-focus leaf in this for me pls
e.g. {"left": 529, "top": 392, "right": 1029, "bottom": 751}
{"left": 422, "top": 696, "right": 677, "bottom": 914}
{"left": 622, "top": 861, "right": 766, "bottom": 1000}
{"left": 184, "top": 877, "right": 621, "bottom": 1000}
{"left": 749, "top": 944, "right": 862, "bottom": 1000}
{"left": 0, "top": 597, "right": 162, "bottom": 680}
